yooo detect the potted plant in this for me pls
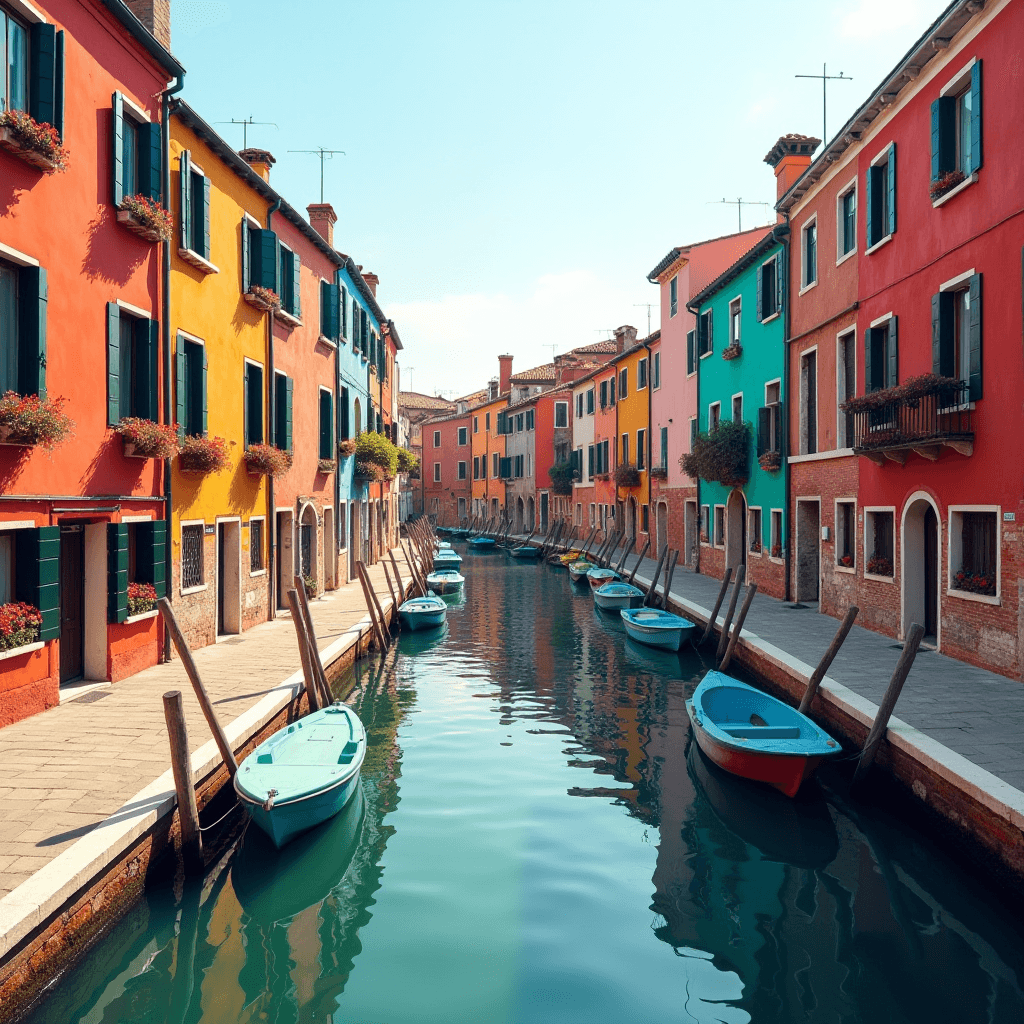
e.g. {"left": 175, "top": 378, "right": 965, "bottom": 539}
{"left": 117, "top": 194, "right": 173, "bottom": 243}
{"left": 771, "top": 543, "right": 782, "bottom": 558}
{"left": 114, "top": 418, "right": 180, "bottom": 459}
{"left": 303, "top": 575, "right": 318, "bottom": 598}
{"left": 0, "top": 602, "right": 43, "bottom": 652}
{"left": 355, "top": 431, "right": 399, "bottom": 478}
{"left": 549, "top": 461, "right": 579, "bottom": 495}
{"left": 245, "top": 285, "right": 281, "bottom": 312}
{"left": 722, "top": 342, "right": 742, "bottom": 361}
{"left": 838, "top": 553, "right": 854, "bottom": 568}
{"left": 681, "top": 420, "right": 750, "bottom": 487}
{"left": 317, "top": 457, "right": 335, "bottom": 474}
{"left": 354, "top": 460, "right": 385, "bottom": 481}
{"left": 179, "top": 434, "right": 231, "bottom": 474}
{"left": 244, "top": 443, "right": 292, "bottom": 478}
{"left": 127, "top": 582, "right": 157, "bottom": 616}
{"left": 650, "top": 466, "right": 668, "bottom": 479}
{"left": 952, "top": 568, "right": 996, "bottom": 595}
{"left": 750, "top": 539, "right": 762, "bottom": 554}
{"left": 866, "top": 554, "right": 893, "bottom": 577}
{"left": 397, "top": 448, "right": 419, "bottom": 475}
{"left": 0, "top": 110, "right": 69, "bottom": 172}
{"left": 0, "top": 392, "right": 75, "bottom": 449}
{"left": 758, "top": 450, "right": 781, "bottom": 473}
{"left": 338, "top": 437, "right": 357, "bottom": 458}
{"left": 930, "top": 169, "right": 966, "bottom": 201}
{"left": 613, "top": 462, "right": 641, "bottom": 488}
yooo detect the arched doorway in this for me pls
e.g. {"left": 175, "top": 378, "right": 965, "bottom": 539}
{"left": 527, "top": 496, "right": 535, "bottom": 532}
{"left": 299, "top": 502, "right": 318, "bottom": 588}
{"left": 627, "top": 497, "right": 637, "bottom": 538}
{"left": 726, "top": 490, "right": 746, "bottom": 572}
{"left": 902, "top": 494, "right": 940, "bottom": 643}
{"left": 516, "top": 497, "right": 525, "bottom": 534}
{"left": 323, "top": 506, "right": 335, "bottom": 590}
{"left": 656, "top": 501, "right": 669, "bottom": 555}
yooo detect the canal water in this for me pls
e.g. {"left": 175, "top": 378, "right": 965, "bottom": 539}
{"left": 25, "top": 544, "right": 1024, "bottom": 1023}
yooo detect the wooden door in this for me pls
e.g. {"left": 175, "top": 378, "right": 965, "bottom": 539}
{"left": 59, "top": 526, "right": 84, "bottom": 683}
{"left": 924, "top": 506, "right": 938, "bottom": 638}
{"left": 217, "top": 523, "right": 226, "bottom": 635}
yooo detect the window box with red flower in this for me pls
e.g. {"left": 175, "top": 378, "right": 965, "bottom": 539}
{"left": 0, "top": 392, "right": 75, "bottom": 449}
{"left": 317, "top": 458, "right": 335, "bottom": 475}
{"left": 114, "top": 418, "right": 180, "bottom": 459}
{"left": 758, "top": 450, "right": 781, "bottom": 473}
{"left": 244, "top": 443, "right": 292, "bottom": 478}
{"left": 117, "top": 194, "right": 173, "bottom": 243}
{"left": 0, "top": 602, "right": 43, "bottom": 657}
{"left": 244, "top": 286, "right": 281, "bottom": 313}
{"left": 866, "top": 555, "right": 893, "bottom": 578}
{"left": 952, "top": 568, "right": 996, "bottom": 597}
{"left": 0, "top": 111, "right": 69, "bottom": 173}
{"left": 838, "top": 554, "right": 854, "bottom": 569}
{"left": 721, "top": 343, "right": 742, "bottom": 361}
{"left": 179, "top": 434, "right": 230, "bottom": 475}
{"left": 338, "top": 438, "right": 357, "bottom": 458}
{"left": 127, "top": 582, "right": 158, "bottom": 617}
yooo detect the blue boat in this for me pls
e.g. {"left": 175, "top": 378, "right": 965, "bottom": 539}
{"left": 468, "top": 536, "right": 496, "bottom": 548}
{"left": 435, "top": 541, "right": 453, "bottom": 551}
{"left": 426, "top": 569, "right": 465, "bottom": 595}
{"left": 509, "top": 545, "right": 542, "bottom": 559}
{"left": 398, "top": 595, "right": 448, "bottom": 630}
{"left": 685, "top": 671, "right": 842, "bottom": 797}
{"left": 234, "top": 703, "right": 366, "bottom": 848}
{"left": 433, "top": 550, "right": 463, "bottom": 567}
{"left": 594, "top": 581, "right": 644, "bottom": 611}
{"left": 587, "top": 567, "right": 620, "bottom": 591}
{"left": 620, "top": 608, "right": 696, "bottom": 651}
{"left": 450, "top": 528, "right": 469, "bottom": 538}
{"left": 567, "top": 560, "right": 595, "bottom": 583}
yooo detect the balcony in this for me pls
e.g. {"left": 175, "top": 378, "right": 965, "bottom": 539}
{"left": 850, "top": 377, "right": 974, "bottom": 465}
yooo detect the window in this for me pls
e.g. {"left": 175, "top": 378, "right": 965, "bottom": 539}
{"left": 576, "top": 393, "right": 584, "bottom": 418}
{"left": 638, "top": 358, "right": 648, "bottom": 390}
{"left": 865, "top": 510, "right": 895, "bottom": 577}
{"left": 600, "top": 380, "right": 608, "bottom": 408}
{"left": 729, "top": 299, "right": 742, "bottom": 346}
{"left": 181, "top": 524, "right": 204, "bottom": 589}
{"left": 800, "top": 350, "right": 817, "bottom": 455}
{"left": 587, "top": 444, "right": 594, "bottom": 479}
{"left": 457, "top": 461, "right": 467, "bottom": 480}
{"left": 318, "top": 388, "right": 333, "bottom": 459}
{"left": 802, "top": 218, "right": 817, "bottom": 287}
{"left": 618, "top": 368, "right": 627, "bottom": 398}
{"left": 714, "top": 506, "right": 725, "bottom": 547}
{"left": 485, "top": 412, "right": 491, "bottom": 431}
{"left": 698, "top": 310, "right": 713, "bottom": 356}
{"left": 836, "top": 501, "right": 855, "bottom": 569}
{"left": 473, "top": 416, "right": 479, "bottom": 433}
{"left": 700, "top": 505, "right": 710, "bottom": 544}
{"left": 595, "top": 439, "right": 609, "bottom": 474}
{"left": 837, "top": 332, "right": 856, "bottom": 447}
{"left": 113, "top": 94, "right": 161, "bottom": 208}
{"left": 433, "top": 430, "right": 441, "bottom": 448}
{"left": 867, "top": 144, "right": 896, "bottom": 248}
{"left": 340, "top": 285, "right": 349, "bottom": 341}
{"left": 865, "top": 317, "right": 898, "bottom": 393}
{"left": 492, "top": 452, "right": 499, "bottom": 478}
{"left": 838, "top": 185, "right": 857, "bottom": 258}
{"left": 659, "top": 426, "right": 668, "bottom": 471}
{"left": 669, "top": 275, "right": 678, "bottom": 317}
{"left": 515, "top": 454, "right": 524, "bottom": 478}
{"left": 931, "top": 62, "right": 982, "bottom": 188}
{"left": 621, "top": 433, "right": 629, "bottom": 465}
{"left": 240, "top": 361, "right": 264, "bottom": 446}
{"left": 637, "top": 429, "right": 646, "bottom": 470}
{"left": 949, "top": 508, "right": 997, "bottom": 597}
{"left": 749, "top": 508, "right": 762, "bottom": 555}
{"left": 516, "top": 413, "right": 524, "bottom": 432}
{"left": 243, "top": 222, "right": 279, "bottom": 295}
{"left": 609, "top": 374, "right": 615, "bottom": 404}
{"left": 527, "top": 453, "right": 532, "bottom": 477}
{"left": 758, "top": 257, "right": 779, "bottom": 321}
{"left": 770, "top": 510, "right": 783, "bottom": 558}
{"left": 175, "top": 335, "right": 206, "bottom": 437}
{"left": 589, "top": 503, "right": 596, "bottom": 527}
{"left": 272, "top": 371, "right": 292, "bottom": 452}
{"left": 757, "top": 382, "right": 782, "bottom": 459}
{"left": 554, "top": 402, "right": 568, "bottom": 428}
{"left": 458, "top": 426, "right": 468, "bottom": 446}
{"left": 432, "top": 462, "right": 440, "bottom": 482}
{"left": 473, "top": 456, "right": 480, "bottom": 479}
{"left": 1, "top": 7, "right": 29, "bottom": 116}
{"left": 0, "top": 258, "right": 46, "bottom": 398}
{"left": 732, "top": 394, "right": 743, "bottom": 425}
{"left": 177, "top": 153, "right": 212, "bottom": 267}
{"left": 586, "top": 388, "right": 595, "bottom": 414}
{"left": 686, "top": 330, "right": 697, "bottom": 375}
{"left": 652, "top": 352, "right": 661, "bottom": 390}
{"left": 250, "top": 519, "right": 265, "bottom": 573}
{"left": 933, "top": 274, "right": 982, "bottom": 401}
{"left": 526, "top": 410, "right": 534, "bottom": 430}
{"left": 641, "top": 504, "right": 649, "bottom": 533}
{"left": 107, "top": 304, "right": 159, "bottom": 425}
{"left": 689, "top": 416, "right": 697, "bottom": 448}
{"left": 709, "top": 402, "right": 721, "bottom": 432}
{"left": 276, "top": 246, "right": 301, "bottom": 319}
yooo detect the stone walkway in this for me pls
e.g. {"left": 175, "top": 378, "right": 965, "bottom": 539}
{"left": 0, "top": 555, "right": 412, "bottom": 901}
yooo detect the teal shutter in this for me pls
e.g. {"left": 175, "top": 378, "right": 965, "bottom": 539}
{"left": 131, "top": 317, "right": 157, "bottom": 421}
{"left": 243, "top": 362, "right": 250, "bottom": 445}
{"left": 139, "top": 122, "right": 162, "bottom": 202}
{"left": 931, "top": 98, "right": 955, "bottom": 182}
{"left": 16, "top": 527, "right": 60, "bottom": 640}
{"left": 776, "top": 248, "right": 785, "bottom": 312}
{"left": 201, "top": 350, "right": 208, "bottom": 435}
{"left": 202, "top": 176, "right": 211, "bottom": 259}
{"left": 179, "top": 151, "right": 191, "bottom": 250}
{"left": 250, "top": 230, "right": 279, "bottom": 290}
{"left": 755, "top": 260, "right": 763, "bottom": 321}
{"left": 107, "top": 302, "right": 120, "bottom": 425}
{"left": 320, "top": 280, "right": 329, "bottom": 336}
{"left": 968, "top": 273, "right": 982, "bottom": 401}
{"left": 136, "top": 520, "right": 167, "bottom": 599}
{"left": 29, "top": 24, "right": 57, "bottom": 128}
{"left": 932, "top": 292, "right": 955, "bottom": 377}
{"left": 686, "top": 330, "right": 694, "bottom": 374}
{"left": 107, "top": 523, "right": 129, "bottom": 624}
{"left": 174, "top": 341, "right": 186, "bottom": 440}
{"left": 887, "top": 144, "right": 897, "bottom": 236}
{"left": 930, "top": 99, "right": 940, "bottom": 181}
{"left": 757, "top": 407, "right": 770, "bottom": 456}
{"left": 112, "top": 92, "right": 124, "bottom": 207}
{"left": 18, "top": 266, "right": 47, "bottom": 399}
{"left": 864, "top": 329, "right": 873, "bottom": 394}
{"left": 887, "top": 317, "right": 898, "bottom": 388}
{"left": 970, "top": 60, "right": 982, "bottom": 172}
{"left": 292, "top": 251, "right": 302, "bottom": 318}
{"left": 865, "top": 161, "right": 874, "bottom": 246}
{"left": 341, "top": 285, "right": 348, "bottom": 339}
{"left": 241, "top": 217, "right": 250, "bottom": 291}
{"left": 285, "top": 377, "right": 294, "bottom": 453}
{"left": 53, "top": 31, "right": 64, "bottom": 139}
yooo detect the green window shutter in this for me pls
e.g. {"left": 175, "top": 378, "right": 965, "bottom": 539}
{"left": 285, "top": 377, "right": 294, "bottom": 453}
{"left": 179, "top": 151, "right": 191, "bottom": 250}
{"left": 340, "top": 284, "right": 348, "bottom": 339}
{"left": 865, "top": 162, "right": 874, "bottom": 247}
{"left": 292, "top": 251, "right": 302, "bottom": 318}
{"left": 932, "top": 292, "right": 955, "bottom": 377}
{"left": 53, "top": 31, "right": 64, "bottom": 139}
{"left": 968, "top": 273, "right": 982, "bottom": 401}
{"left": 132, "top": 317, "right": 154, "bottom": 420}
{"left": 136, "top": 519, "right": 168, "bottom": 599}
{"left": 330, "top": 283, "right": 340, "bottom": 339}
{"left": 320, "top": 280, "right": 329, "bottom": 336}
{"left": 686, "top": 330, "right": 694, "bottom": 374}
{"left": 864, "top": 329, "right": 873, "bottom": 394}
{"left": 887, "top": 144, "right": 897, "bottom": 236}
{"left": 107, "top": 302, "right": 120, "bottom": 425}
{"left": 107, "top": 523, "right": 129, "bottom": 624}
{"left": 112, "top": 92, "right": 124, "bottom": 207}
{"left": 202, "top": 177, "right": 211, "bottom": 259}
{"left": 29, "top": 23, "right": 57, "bottom": 128}
{"left": 755, "top": 261, "right": 763, "bottom": 321}
{"left": 16, "top": 527, "right": 61, "bottom": 640}
{"left": 243, "top": 362, "right": 251, "bottom": 445}
{"left": 776, "top": 248, "right": 785, "bottom": 313}
{"left": 174, "top": 341, "right": 186, "bottom": 440}
{"left": 139, "top": 122, "right": 162, "bottom": 202}
{"left": 201, "top": 350, "right": 208, "bottom": 435}
{"left": 930, "top": 100, "right": 941, "bottom": 182}
{"left": 757, "top": 406, "right": 770, "bottom": 456}
{"left": 970, "top": 60, "right": 982, "bottom": 172}
{"left": 251, "top": 230, "right": 279, "bottom": 291}
{"left": 18, "top": 266, "right": 47, "bottom": 399}
{"left": 887, "top": 316, "right": 898, "bottom": 388}
{"left": 319, "top": 391, "right": 332, "bottom": 458}
{"left": 931, "top": 98, "right": 956, "bottom": 182}
{"left": 241, "top": 217, "right": 250, "bottom": 291}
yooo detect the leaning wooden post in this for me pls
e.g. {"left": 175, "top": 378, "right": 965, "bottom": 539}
{"left": 355, "top": 562, "right": 388, "bottom": 650}
{"left": 660, "top": 549, "right": 679, "bottom": 609}
{"left": 293, "top": 575, "right": 331, "bottom": 706}
{"left": 643, "top": 545, "right": 669, "bottom": 607}
{"left": 718, "top": 583, "right": 758, "bottom": 673}
{"left": 614, "top": 534, "right": 635, "bottom": 573}
{"left": 854, "top": 623, "right": 925, "bottom": 786}
{"left": 381, "top": 558, "right": 400, "bottom": 612}
{"left": 157, "top": 598, "right": 238, "bottom": 778}
{"left": 162, "top": 690, "right": 202, "bottom": 875}
{"left": 798, "top": 606, "right": 859, "bottom": 714}
{"left": 389, "top": 549, "right": 409, "bottom": 598}
{"left": 402, "top": 540, "right": 427, "bottom": 596}
{"left": 626, "top": 539, "right": 651, "bottom": 586}
{"left": 699, "top": 568, "right": 733, "bottom": 646}
{"left": 360, "top": 560, "right": 392, "bottom": 639}
{"left": 716, "top": 564, "right": 746, "bottom": 661}
{"left": 287, "top": 589, "right": 321, "bottom": 712}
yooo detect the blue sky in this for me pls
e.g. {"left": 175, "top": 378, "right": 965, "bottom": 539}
{"left": 172, "top": 0, "right": 949, "bottom": 398}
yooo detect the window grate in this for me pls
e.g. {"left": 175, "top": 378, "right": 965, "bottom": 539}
{"left": 250, "top": 519, "right": 264, "bottom": 572}
{"left": 181, "top": 525, "right": 204, "bottom": 588}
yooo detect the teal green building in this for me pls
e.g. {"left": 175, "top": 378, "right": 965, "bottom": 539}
{"left": 690, "top": 232, "right": 788, "bottom": 599}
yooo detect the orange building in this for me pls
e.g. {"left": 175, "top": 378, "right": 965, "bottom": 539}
{"left": 610, "top": 328, "right": 653, "bottom": 546}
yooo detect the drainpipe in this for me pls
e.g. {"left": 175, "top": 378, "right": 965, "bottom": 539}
{"left": 161, "top": 73, "right": 185, "bottom": 662}
{"left": 333, "top": 282, "right": 340, "bottom": 577}
{"left": 685, "top": 299, "right": 702, "bottom": 575}
{"left": 642, "top": 338, "right": 654, "bottom": 542}
{"left": 772, "top": 219, "right": 793, "bottom": 602}
{"left": 265, "top": 196, "right": 282, "bottom": 618}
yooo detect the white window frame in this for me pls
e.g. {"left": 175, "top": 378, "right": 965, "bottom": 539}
{"left": 433, "top": 430, "right": 441, "bottom": 448}
{"left": 713, "top": 504, "right": 726, "bottom": 548}
{"left": 637, "top": 357, "right": 648, "bottom": 391}
{"left": 836, "top": 176, "right": 858, "bottom": 265}
{"left": 865, "top": 144, "right": 895, "bottom": 254}
{"left": 457, "top": 426, "right": 468, "bottom": 446}
{"left": 700, "top": 504, "right": 711, "bottom": 546}
{"left": 554, "top": 401, "right": 569, "bottom": 428}
{"left": 834, "top": 498, "right": 856, "bottom": 574}
{"left": 769, "top": 509, "right": 784, "bottom": 563}
{"left": 492, "top": 452, "right": 499, "bottom": 478}
{"left": 636, "top": 429, "right": 646, "bottom": 470}
{"left": 731, "top": 391, "right": 743, "bottom": 425}
{"left": 433, "top": 462, "right": 441, "bottom": 482}
{"left": 759, "top": 255, "right": 781, "bottom": 324}
{"left": 457, "top": 460, "right": 468, "bottom": 480}
{"left": 652, "top": 350, "right": 661, "bottom": 390}
{"left": 863, "top": 506, "right": 897, "bottom": 583}
{"left": 947, "top": 504, "right": 1000, "bottom": 605}
{"left": 708, "top": 401, "right": 721, "bottom": 432}
{"left": 728, "top": 295, "right": 742, "bottom": 347}
{"left": 799, "top": 213, "right": 818, "bottom": 294}
{"left": 669, "top": 275, "right": 678, "bottom": 317}
{"left": 835, "top": 328, "right": 857, "bottom": 450}
{"left": 799, "top": 345, "right": 818, "bottom": 455}
{"left": 179, "top": 519, "right": 208, "bottom": 594}
{"left": 747, "top": 506, "right": 763, "bottom": 557}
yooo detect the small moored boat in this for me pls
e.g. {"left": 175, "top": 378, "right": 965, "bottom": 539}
{"left": 620, "top": 608, "right": 696, "bottom": 651}
{"left": 509, "top": 545, "right": 542, "bottom": 559}
{"left": 433, "top": 550, "right": 463, "bottom": 567}
{"left": 556, "top": 549, "right": 584, "bottom": 565}
{"left": 435, "top": 541, "right": 453, "bottom": 551}
{"left": 594, "top": 581, "right": 644, "bottom": 611}
{"left": 587, "top": 567, "right": 620, "bottom": 591}
{"left": 398, "top": 595, "right": 448, "bottom": 630}
{"left": 686, "top": 672, "right": 842, "bottom": 798}
{"left": 567, "top": 560, "right": 595, "bottom": 583}
{"left": 468, "top": 536, "right": 496, "bottom": 548}
{"left": 234, "top": 703, "right": 367, "bottom": 848}
{"left": 426, "top": 569, "right": 465, "bottom": 595}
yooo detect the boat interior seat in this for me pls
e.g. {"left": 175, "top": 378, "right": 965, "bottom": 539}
{"left": 720, "top": 725, "right": 801, "bottom": 739}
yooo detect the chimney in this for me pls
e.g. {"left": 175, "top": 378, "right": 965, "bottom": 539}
{"left": 613, "top": 325, "right": 638, "bottom": 353}
{"left": 764, "top": 134, "right": 821, "bottom": 215}
{"left": 239, "top": 148, "right": 276, "bottom": 182}
{"left": 498, "top": 354, "right": 513, "bottom": 394}
{"left": 307, "top": 203, "right": 337, "bottom": 247}
{"left": 488, "top": 377, "right": 499, "bottom": 401}
{"left": 362, "top": 272, "right": 379, "bottom": 297}
{"left": 124, "top": 0, "right": 170, "bottom": 50}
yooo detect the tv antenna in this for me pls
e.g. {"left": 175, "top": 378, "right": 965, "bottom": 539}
{"left": 216, "top": 117, "right": 278, "bottom": 149}
{"left": 795, "top": 63, "right": 852, "bottom": 144}
{"left": 404, "top": 367, "right": 416, "bottom": 392}
{"left": 288, "top": 147, "right": 347, "bottom": 203}
{"left": 707, "top": 198, "right": 772, "bottom": 232}
{"left": 544, "top": 344, "right": 558, "bottom": 361}
{"left": 633, "top": 303, "right": 658, "bottom": 337}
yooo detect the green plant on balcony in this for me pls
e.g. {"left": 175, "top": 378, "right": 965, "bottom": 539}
{"left": 681, "top": 420, "right": 750, "bottom": 487}
{"left": 613, "top": 462, "right": 641, "bottom": 488}
{"left": 355, "top": 431, "right": 399, "bottom": 478}
{"left": 549, "top": 461, "right": 578, "bottom": 495}
{"left": 0, "top": 392, "right": 75, "bottom": 450}
{"left": 115, "top": 418, "right": 180, "bottom": 459}
{"left": 354, "top": 461, "right": 385, "bottom": 482}
{"left": 397, "top": 447, "right": 419, "bottom": 475}
{"left": 758, "top": 450, "right": 781, "bottom": 473}
{"left": 840, "top": 373, "right": 961, "bottom": 414}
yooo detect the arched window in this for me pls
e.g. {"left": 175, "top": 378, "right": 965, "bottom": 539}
{"left": 353, "top": 398, "right": 362, "bottom": 436}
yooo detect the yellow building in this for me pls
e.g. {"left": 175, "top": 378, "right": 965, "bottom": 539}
{"left": 169, "top": 104, "right": 273, "bottom": 649}
{"left": 612, "top": 337, "right": 654, "bottom": 543}
{"left": 470, "top": 390, "right": 509, "bottom": 523}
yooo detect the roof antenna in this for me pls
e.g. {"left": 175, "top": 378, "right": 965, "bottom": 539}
{"left": 544, "top": 344, "right": 558, "bottom": 362}
{"left": 706, "top": 198, "right": 772, "bottom": 232}
{"left": 634, "top": 303, "right": 658, "bottom": 337}
{"left": 215, "top": 116, "right": 278, "bottom": 150}
{"left": 288, "top": 147, "right": 347, "bottom": 203}
{"left": 795, "top": 63, "right": 852, "bottom": 144}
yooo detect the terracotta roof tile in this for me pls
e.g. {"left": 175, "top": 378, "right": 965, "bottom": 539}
{"left": 398, "top": 391, "right": 456, "bottom": 411}
{"left": 510, "top": 363, "right": 557, "bottom": 383}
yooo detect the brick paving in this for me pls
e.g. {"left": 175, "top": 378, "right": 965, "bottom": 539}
{"left": 0, "top": 556, "right": 412, "bottom": 900}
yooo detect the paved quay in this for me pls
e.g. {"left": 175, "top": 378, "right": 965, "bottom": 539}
{"left": 0, "top": 555, "right": 412, "bottom": 910}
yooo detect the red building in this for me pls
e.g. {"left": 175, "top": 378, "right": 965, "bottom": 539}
{"left": 1, "top": 0, "right": 183, "bottom": 725}
{"left": 778, "top": 0, "right": 1024, "bottom": 678}
{"left": 422, "top": 411, "right": 472, "bottom": 525}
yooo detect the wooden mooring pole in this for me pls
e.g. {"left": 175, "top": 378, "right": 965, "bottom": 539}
{"left": 699, "top": 568, "right": 733, "bottom": 647}
{"left": 718, "top": 583, "right": 757, "bottom": 673}
{"left": 659, "top": 549, "right": 678, "bottom": 609}
{"left": 389, "top": 549, "right": 410, "bottom": 599}
{"left": 715, "top": 564, "right": 746, "bottom": 662}
{"left": 643, "top": 546, "right": 669, "bottom": 607}
{"left": 287, "top": 589, "right": 321, "bottom": 712}
{"left": 292, "top": 575, "right": 332, "bottom": 706}
{"left": 162, "top": 689, "right": 203, "bottom": 875}
{"left": 626, "top": 539, "right": 650, "bottom": 586}
{"left": 853, "top": 623, "right": 925, "bottom": 786}
{"left": 798, "top": 606, "right": 859, "bottom": 714}
{"left": 355, "top": 561, "right": 388, "bottom": 650}
{"left": 614, "top": 535, "right": 635, "bottom": 574}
